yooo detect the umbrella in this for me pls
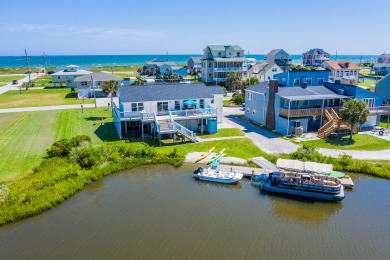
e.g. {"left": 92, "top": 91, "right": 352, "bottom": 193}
{"left": 184, "top": 99, "right": 197, "bottom": 105}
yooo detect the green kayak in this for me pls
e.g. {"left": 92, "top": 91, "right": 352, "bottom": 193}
{"left": 315, "top": 171, "right": 345, "bottom": 178}
{"left": 208, "top": 148, "right": 225, "bottom": 164}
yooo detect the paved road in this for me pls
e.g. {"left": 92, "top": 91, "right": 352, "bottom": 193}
{"left": 0, "top": 73, "right": 44, "bottom": 95}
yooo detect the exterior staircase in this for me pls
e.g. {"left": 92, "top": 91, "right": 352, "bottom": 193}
{"left": 317, "top": 108, "right": 358, "bottom": 138}
{"left": 153, "top": 113, "right": 197, "bottom": 142}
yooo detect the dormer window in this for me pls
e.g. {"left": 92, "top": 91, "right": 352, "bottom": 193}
{"left": 237, "top": 52, "right": 240, "bottom": 57}
{"left": 218, "top": 52, "right": 221, "bottom": 57}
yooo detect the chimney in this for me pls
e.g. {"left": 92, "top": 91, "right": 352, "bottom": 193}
{"left": 345, "top": 62, "right": 349, "bottom": 68}
{"left": 265, "top": 80, "right": 278, "bottom": 129}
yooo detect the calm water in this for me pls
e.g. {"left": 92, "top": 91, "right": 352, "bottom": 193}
{"left": 0, "top": 54, "right": 378, "bottom": 68}
{"left": 0, "top": 164, "right": 389, "bottom": 259}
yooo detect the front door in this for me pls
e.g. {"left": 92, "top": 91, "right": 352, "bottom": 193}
{"left": 157, "top": 102, "right": 168, "bottom": 114}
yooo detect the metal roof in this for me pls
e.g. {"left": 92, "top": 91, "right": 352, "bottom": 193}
{"left": 278, "top": 86, "right": 347, "bottom": 100}
{"left": 302, "top": 48, "right": 330, "bottom": 56}
{"left": 188, "top": 56, "right": 202, "bottom": 63}
{"left": 74, "top": 72, "right": 122, "bottom": 82}
{"left": 213, "top": 57, "right": 247, "bottom": 62}
{"left": 119, "top": 83, "right": 225, "bottom": 103}
{"left": 207, "top": 45, "right": 244, "bottom": 52}
{"left": 51, "top": 69, "right": 91, "bottom": 76}
{"left": 245, "top": 81, "right": 269, "bottom": 93}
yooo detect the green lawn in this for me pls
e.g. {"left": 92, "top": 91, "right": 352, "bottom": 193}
{"left": 199, "top": 128, "right": 245, "bottom": 139}
{"left": 379, "top": 116, "right": 390, "bottom": 129}
{"left": 114, "top": 73, "right": 138, "bottom": 78}
{"left": 301, "top": 134, "right": 390, "bottom": 151}
{"left": 91, "top": 65, "right": 141, "bottom": 73}
{"left": 0, "top": 88, "right": 94, "bottom": 109}
{"left": 358, "top": 80, "right": 376, "bottom": 88}
{"left": 223, "top": 100, "right": 231, "bottom": 104}
{"left": 0, "top": 75, "right": 25, "bottom": 83}
{"left": 32, "top": 75, "right": 52, "bottom": 87}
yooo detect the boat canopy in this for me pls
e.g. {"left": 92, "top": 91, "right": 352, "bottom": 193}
{"left": 276, "top": 159, "right": 333, "bottom": 175}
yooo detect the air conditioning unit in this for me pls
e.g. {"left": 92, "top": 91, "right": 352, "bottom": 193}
{"left": 338, "top": 89, "right": 345, "bottom": 95}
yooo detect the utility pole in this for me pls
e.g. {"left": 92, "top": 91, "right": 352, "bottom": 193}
{"left": 359, "top": 56, "right": 362, "bottom": 66}
{"left": 166, "top": 51, "right": 168, "bottom": 61}
{"left": 92, "top": 75, "right": 97, "bottom": 108}
{"left": 25, "top": 49, "right": 31, "bottom": 82}
{"left": 43, "top": 52, "right": 48, "bottom": 75}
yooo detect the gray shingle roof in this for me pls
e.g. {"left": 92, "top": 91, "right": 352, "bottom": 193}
{"left": 246, "top": 81, "right": 269, "bottom": 93}
{"left": 266, "top": 49, "right": 283, "bottom": 57}
{"left": 302, "top": 48, "right": 330, "bottom": 56}
{"left": 208, "top": 45, "right": 244, "bottom": 51}
{"left": 74, "top": 72, "right": 122, "bottom": 82}
{"left": 278, "top": 86, "right": 346, "bottom": 100}
{"left": 188, "top": 56, "right": 202, "bottom": 63}
{"left": 119, "top": 83, "right": 225, "bottom": 103}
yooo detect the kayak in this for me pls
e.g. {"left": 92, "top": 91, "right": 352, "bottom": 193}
{"left": 196, "top": 147, "right": 215, "bottom": 162}
{"left": 207, "top": 148, "right": 225, "bottom": 164}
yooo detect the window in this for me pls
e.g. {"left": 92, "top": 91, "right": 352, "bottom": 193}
{"left": 246, "top": 107, "right": 250, "bottom": 113}
{"left": 81, "top": 81, "right": 87, "bottom": 86}
{"left": 175, "top": 101, "right": 180, "bottom": 110}
{"left": 294, "top": 78, "right": 300, "bottom": 86}
{"left": 306, "top": 78, "right": 312, "bottom": 85}
{"left": 272, "top": 68, "right": 277, "bottom": 72}
{"left": 229, "top": 52, "right": 231, "bottom": 55}
{"left": 340, "top": 71, "right": 343, "bottom": 77}
{"left": 252, "top": 109, "right": 256, "bottom": 115}
{"left": 336, "top": 71, "right": 339, "bottom": 77}
{"left": 354, "top": 71, "right": 357, "bottom": 75}
{"left": 318, "top": 78, "right": 324, "bottom": 85}
{"left": 208, "top": 73, "right": 211, "bottom": 77}
{"left": 208, "top": 63, "right": 211, "bottom": 68}
{"left": 131, "top": 103, "right": 144, "bottom": 112}
{"left": 237, "top": 52, "right": 240, "bottom": 57}
{"left": 247, "top": 92, "right": 253, "bottom": 100}
{"left": 157, "top": 102, "right": 168, "bottom": 112}
{"left": 58, "top": 76, "right": 60, "bottom": 79}
{"left": 211, "top": 98, "right": 214, "bottom": 104}
{"left": 218, "top": 52, "right": 221, "bottom": 57}
{"left": 346, "top": 71, "right": 349, "bottom": 76}
{"left": 268, "top": 76, "right": 271, "bottom": 80}
{"left": 200, "top": 99, "right": 205, "bottom": 109}
{"left": 363, "top": 98, "right": 375, "bottom": 108}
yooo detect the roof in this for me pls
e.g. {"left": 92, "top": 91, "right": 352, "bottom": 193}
{"left": 145, "top": 61, "right": 176, "bottom": 67}
{"left": 302, "top": 48, "right": 330, "bottom": 55}
{"left": 52, "top": 69, "right": 91, "bottom": 76}
{"left": 246, "top": 81, "right": 269, "bottom": 93}
{"left": 171, "top": 66, "right": 185, "bottom": 70}
{"left": 119, "top": 83, "right": 225, "bottom": 103}
{"left": 188, "top": 56, "right": 202, "bottom": 63}
{"left": 323, "top": 60, "right": 360, "bottom": 70}
{"left": 248, "top": 62, "right": 276, "bottom": 75}
{"left": 266, "top": 49, "right": 285, "bottom": 57}
{"left": 278, "top": 85, "right": 347, "bottom": 100}
{"left": 74, "top": 72, "right": 122, "bottom": 82}
{"left": 207, "top": 45, "right": 244, "bottom": 52}
{"left": 55, "top": 65, "right": 91, "bottom": 72}
{"left": 148, "top": 58, "right": 165, "bottom": 63}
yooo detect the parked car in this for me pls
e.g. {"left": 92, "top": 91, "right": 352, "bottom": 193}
{"left": 156, "top": 74, "right": 162, "bottom": 79}
{"left": 47, "top": 71, "right": 55, "bottom": 75}
{"left": 232, "top": 93, "right": 239, "bottom": 98}
{"left": 242, "top": 103, "right": 245, "bottom": 108}
{"left": 12, "top": 80, "right": 18, "bottom": 85}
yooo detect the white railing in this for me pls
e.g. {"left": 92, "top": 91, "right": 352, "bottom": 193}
{"left": 169, "top": 108, "right": 218, "bottom": 119}
{"left": 141, "top": 112, "right": 155, "bottom": 122}
{"left": 214, "top": 67, "right": 247, "bottom": 72}
{"left": 174, "top": 122, "right": 197, "bottom": 142}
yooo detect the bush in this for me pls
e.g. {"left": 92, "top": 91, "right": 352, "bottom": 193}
{"left": 77, "top": 147, "right": 102, "bottom": 168}
{"left": 221, "top": 87, "right": 227, "bottom": 95}
{"left": 231, "top": 94, "right": 245, "bottom": 105}
{"left": 47, "top": 135, "right": 92, "bottom": 158}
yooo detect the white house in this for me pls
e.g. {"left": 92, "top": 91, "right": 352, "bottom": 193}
{"left": 264, "top": 49, "right": 291, "bottom": 69}
{"left": 74, "top": 72, "right": 123, "bottom": 99}
{"left": 247, "top": 62, "right": 283, "bottom": 82}
{"left": 321, "top": 60, "right": 360, "bottom": 85}
{"left": 113, "top": 83, "right": 224, "bottom": 140}
{"left": 51, "top": 65, "right": 91, "bottom": 88}
{"left": 201, "top": 45, "right": 247, "bottom": 85}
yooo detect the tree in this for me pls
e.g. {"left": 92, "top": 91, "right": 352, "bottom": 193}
{"left": 241, "top": 77, "right": 259, "bottom": 93}
{"left": 231, "top": 93, "right": 245, "bottom": 105}
{"left": 130, "top": 79, "right": 145, "bottom": 85}
{"left": 171, "top": 73, "right": 179, "bottom": 80}
{"left": 165, "top": 67, "right": 170, "bottom": 76}
{"left": 226, "top": 72, "right": 242, "bottom": 90}
{"left": 102, "top": 80, "right": 119, "bottom": 109}
{"left": 339, "top": 99, "right": 369, "bottom": 140}
{"left": 137, "top": 68, "right": 143, "bottom": 74}
{"left": 150, "top": 67, "right": 156, "bottom": 76}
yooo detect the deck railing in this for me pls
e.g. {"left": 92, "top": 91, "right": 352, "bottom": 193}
{"left": 169, "top": 108, "right": 218, "bottom": 119}
{"left": 368, "top": 105, "right": 390, "bottom": 116}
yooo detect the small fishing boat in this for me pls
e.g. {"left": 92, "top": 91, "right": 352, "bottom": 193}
{"left": 196, "top": 147, "right": 215, "bottom": 162}
{"left": 253, "top": 171, "right": 345, "bottom": 201}
{"left": 193, "top": 160, "right": 243, "bottom": 184}
{"left": 207, "top": 148, "right": 225, "bottom": 164}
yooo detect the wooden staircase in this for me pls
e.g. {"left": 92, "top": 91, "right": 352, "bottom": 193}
{"left": 317, "top": 108, "right": 358, "bottom": 138}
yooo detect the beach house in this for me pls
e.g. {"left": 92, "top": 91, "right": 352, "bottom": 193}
{"left": 187, "top": 56, "right": 202, "bottom": 71}
{"left": 244, "top": 72, "right": 384, "bottom": 137}
{"left": 372, "top": 54, "right": 390, "bottom": 76}
{"left": 264, "top": 49, "right": 291, "bottom": 69}
{"left": 374, "top": 73, "right": 390, "bottom": 101}
{"left": 247, "top": 62, "right": 283, "bottom": 82}
{"left": 201, "top": 45, "right": 247, "bottom": 85}
{"left": 51, "top": 65, "right": 91, "bottom": 88}
{"left": 274, "top": 70, "right": 330, "bottom": 87}
{"left": 159, "top": 64, "right": 188, "bottom": 76}
{"left": 145, "top": 58, "right": 176, "bottom": 74}
{"left": 302, "top": 48, "right": 330, "bottom": 66}
{"left": 74, "top": 72, "right": 123, "bottom": 99}
{"left": 321, "top": 60, "right": 360, "bottom": 85}
{"left": 113, "top": 83, "right": 224, "bottom": 141}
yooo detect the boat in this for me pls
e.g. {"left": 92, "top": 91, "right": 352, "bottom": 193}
{"left": 254, "top": 171, "right": 345, "bottom": 201}
{"left": 207, "top": 148, "right": 225, "bottom": 164}
{"left": 193, "top": 160, "right": 243, "bottom": 184}
{"left": 196, "top": 147, "right": 215, "bottom": 162}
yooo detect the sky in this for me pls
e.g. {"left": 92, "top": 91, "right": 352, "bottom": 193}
{"left": 0, "top": 0, "right": 389, "bottom": 56}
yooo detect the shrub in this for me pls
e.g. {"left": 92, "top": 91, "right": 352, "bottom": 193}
{"left": 221, "top": 87, "right": 227, "bottom": 95}
{"left": 77, "top": 148, "right": 102, "bottom": 168}
{"left": 47, "top": 135, "right": 92, "bottom": 158}
{"left": 231, "top": 94, "right": 245, "bottom": 105}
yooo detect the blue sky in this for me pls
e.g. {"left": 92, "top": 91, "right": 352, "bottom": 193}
{"left": 0, "top": 0, "right": 389, "bottom": 56}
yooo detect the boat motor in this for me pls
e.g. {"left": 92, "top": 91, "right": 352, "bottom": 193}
{"left": 193, "top": 167, "right": 204, "bottom": 174}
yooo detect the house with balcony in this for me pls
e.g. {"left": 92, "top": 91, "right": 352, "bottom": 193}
{"left": 113, "top": 83, "right": 224, "bottom": 141}
{"left": 274, "top": 70, "right": 330, "bottom": 87}
{"left": 302, "top": 48, "right": 330, "bottom": 67}
{"left": 247, "top": 62, "right": 283, "bottom": 82}
{"left": 74, "top": 72, "right": 123, "bottom": 99}
{"left": 51, "top": 65, "right": 91, "bottom": 88}
{"left": 264, "top": 49, "right": 291, "bottom": 69}
{"left": 244, "top": 77, "right": 385, "bottom": 137}
{"left": 321, "top": 60, "right": 360, "bottom": 85}
{"left": 201, "top": 45, "right": 247, "bottom": 85}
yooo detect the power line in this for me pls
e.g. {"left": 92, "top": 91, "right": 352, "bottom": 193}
{"left": 25, "top": 49, "right": 31, "bottom": 82}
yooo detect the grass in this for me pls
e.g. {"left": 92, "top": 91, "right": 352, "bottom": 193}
{"left": 114, "top": 73, "right": 138, "bottom": 78}
{"left": 91, "top": 65, "right": 141, "bottom": 73}
{"left": 199, "top": 128, "right": 245, "bottom": 139}
{"left": 358, "top": 80, "right": 376, "bottom": 88}
{"left": 300, "top": 134, "right": 390, "bottom": 151}
{"left": 223, "top": 100, "right": 231, "bottom": 104}
{"left": 32, "top": 75, "right": 52, "bottom": 87}
{"left": 0, "top": 75, "right": 25, "bottom": 83}
{"left": 379, "top": 116, "right": 390, "bottom": 129}
{"left": 0, "top": 67, "right": 29, "bottom": 75}
{"left": 0, "top": 88, "right": 94, "bottom": 109}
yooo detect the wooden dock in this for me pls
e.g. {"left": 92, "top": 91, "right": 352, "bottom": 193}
{"left": 250, "top": 157, "right": 279, "bottom": 171}
{"left": 218, "top": 165, "right": 268, "bottom": 177}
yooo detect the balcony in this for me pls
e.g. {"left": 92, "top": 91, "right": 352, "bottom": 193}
{"left": 368, "top": 106, "right": 390, "bottom": 116}
{"left": 214, "top": 67, "right": 247, "bottom": 72}
{"left": 170, "top": 107, "right": 218, "bottom": 120}
{"left": 279, "top": 107, "right": 343, "bottom": 118}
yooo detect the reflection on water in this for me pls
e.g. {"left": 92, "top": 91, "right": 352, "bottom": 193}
{"left": 0, "top": 163, "right": 389, "bottom": 259}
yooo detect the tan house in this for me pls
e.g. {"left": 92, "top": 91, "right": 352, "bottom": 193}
{"left": 321, "top": 60, "right": 360, "bottom": 85}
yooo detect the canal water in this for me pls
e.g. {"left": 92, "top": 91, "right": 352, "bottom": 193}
{"left": 0, "top": 164, "right": 389, "bottom": 259}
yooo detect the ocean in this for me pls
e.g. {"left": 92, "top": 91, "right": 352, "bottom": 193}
{"left": 0, "top": 54, "right": 378, "bottom": 68}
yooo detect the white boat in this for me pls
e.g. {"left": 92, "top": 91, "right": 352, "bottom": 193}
{"left": 193, "top": 161, "right": 243, "bottom": 184}
{"left": 254, "top": 171, "right": 345, "bottom": 201}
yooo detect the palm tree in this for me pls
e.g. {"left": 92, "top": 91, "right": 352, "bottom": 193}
{"left": 339, "top": 99, "right": 369, "bottom": 140}
{"left": 171, "top": 73, "right": 179, "bottom": 80}
{"left": 102, "top": 80, "right": 119, "bottom": 109}
{"left": 130, "top": 79, "right": 145, "bottom": 86}
{"left": 226, "top": 72, "right": 242, "bottom": 91}
{"left": 150, "top": 67, "right": 156, "bottom": 76}
{"left": 165, "top": 67, "right": 170, "bottom": 76}
{"left": 241, "top": 77, "right": 259, "bottom": 93}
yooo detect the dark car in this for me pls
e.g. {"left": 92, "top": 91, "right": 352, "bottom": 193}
{"left": 156, "top": 74, "right": 162, "bottom": 79}
{"left": 232, "top": 93, "right": 239, "bottom": 98}
{"left": 12, "top": 80, "right": 18, "bottom": 85}
{"left": 47, "top": 71, "right": 55, "bottom": 75}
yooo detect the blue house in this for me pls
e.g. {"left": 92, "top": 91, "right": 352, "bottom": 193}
{"left": 159, "top": 64, "right": 188, "bottom": 76}
{"left": 374, "top": 73, "right": 390, "bottom": 101}
{"left": 274, "top": 70, "right": 330, "bottom": 87}
{"left": 245, "top": 71, "right": 385, "bottom": 137}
